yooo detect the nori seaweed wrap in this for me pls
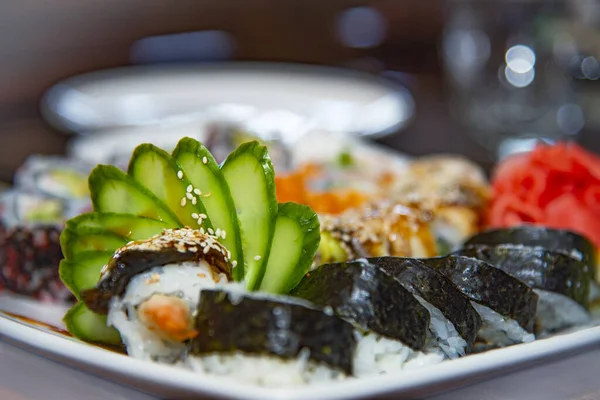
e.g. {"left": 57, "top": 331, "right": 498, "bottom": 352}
{"left": 82, "top": 228, "right": 232, "bottom": 314}
{"left": 189, "top": 289, "right": 356, "bottom": 375}
{"left": 290, "top": 260, "right": 430, "bottom": 351}
{"left": 456, "top": 244, "right": 590, "bottom": 309}
{"left": 423, "top": 255, "right": 538, "bottom": 334}
{"left": 464, "top": 227, "right": 596, "bottom": 280}
{"left": 366, "top": 256, "right": 482, "bottom": 351}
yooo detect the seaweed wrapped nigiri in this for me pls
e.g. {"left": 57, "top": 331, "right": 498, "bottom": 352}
{"left": 422, "top": 256, "right": 538, "bottom": 351}
{"left": 456, "top": 244, "right": 591, "bottom": 334}
{"left": 187, "top": 288, "right": 356, "bottom": 386}
{"left": 366, "top": 256, "right": 482, "bottom": 356}
{"left": 290, "top": 260, "right": 445, "bottom": 376}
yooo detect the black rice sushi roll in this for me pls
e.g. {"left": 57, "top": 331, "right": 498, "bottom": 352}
{"left": 366, "top": 256, "right": 482, "bottom": 357}
{"left": 456, "top": 244, "right": 591, "bottom": 334}
{"left": 186, "top": 288, "right": 356, "bottom": 386}
{"left": 290, "top": 260, "right": 446, "bottom": 376}
{"left": 0, "top": 223, "right": 72, "bottom": 302}
{"left": 423, "top": 256, "right": 538, "bottom": 350}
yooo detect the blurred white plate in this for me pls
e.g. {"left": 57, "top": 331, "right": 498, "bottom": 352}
{"left": 41, "top": 62, "right": 414, "bottom": 138}
{"left": 2, "top": 293, "right": 600, "bottom": 400}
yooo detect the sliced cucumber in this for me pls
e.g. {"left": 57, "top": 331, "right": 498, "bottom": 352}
{"left": 128, "top": 144, "right": 213, "bottom": 229}
{"left": 89, "top": 165, "right": 181, "bottom": 226}
{"left": 60, "top": 227, "right": 127, "bottom": 260}
{"left": 64, "top": 302, "right": 121, "bottom": 344}
{"left": 66, "top": 212, "right": 169, "bottom": 241}
{"left": 259, "top": 203, "right": 320, "bottom": 294}
{"left": 173, "top": 137, "right": 244, "bottom": 280}
{"left": 59, "top": 251, "right": 114, "bottom": 300}
{"left": 221, "top": 141, "right": 278, "bottom": 290}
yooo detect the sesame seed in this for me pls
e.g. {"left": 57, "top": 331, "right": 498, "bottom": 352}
{"left": 186, "top": 193, "right": 193, "bottom": 200}
{"left": 208, "top": 228, "right": 214, "bottom": 235}
{"left": 203, "top": 246, "right": 210, "bottom": 254}
{"left": 197, "top": 218, "right": 203, "bottom": 225}
{"left": 180, "top": 197, "right": 187, "bottom": 207}
{"left": 215, "top": 228, "right": 221, "bottom": 237}
{"left": 186, "top": 185, "right": 193, "bottom": 193}
{"left": 203, "top": 192, "right": 211, "bottom": 197}
{"left": 199, "top": 213, "right": 207, "bottom": 219}
{"left": 188, "top": 246, "right": 198, "bottom": 252}
{"left": 192, "top": 213, "right": 199, "bottom": 219}
{"left": 232, "top": 260, "right": 238, "bottom": 268}
{"left": 254, "top": 255, "right": 261, "bottom": 261}
{"left": 221, "top": 230, "right": 227, "bottom": 239}
{"left": 202, "top": 156, "right": 208, "bottom": 164}
{"left": 191, "top": 196, "right": 197, "bottom": 205}
{"left": 194, "top": 188, "right": 202, "bottom": 195}
{"left": 177, "top": 170, "right": 183, "bottom": 179}
{"left": 200, "top": 228, "right": 205, "bottom": 234}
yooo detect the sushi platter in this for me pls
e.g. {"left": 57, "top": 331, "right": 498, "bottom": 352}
{"left": 1, "top": 129, "right": 600, "bottom": 400}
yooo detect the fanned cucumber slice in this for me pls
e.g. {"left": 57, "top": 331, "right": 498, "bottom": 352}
{"left": 66, "top": 212, "right": 170, "bottom": 241}
{"left": 173, "top": 137, "right": 244, "bottom": 280}
{"left": 64, "top": 302, "right": 121, "bottom": 344}
{"left": 59, "top": 251, "right": 114, "bottom": 300}
{"left": 259, "top": 203, "right": 321, "bottom": 294}
{"left": 128, "top": 144, "right": 213, "bottom": 229}
{"left": 89, "top": 165, "right": 181, "bottom": 226}
{"left": 60, "top": 228, "right": 127, "bottom": 260}
{"left": 221, "top": 141, "right": 278, "bottom": 290}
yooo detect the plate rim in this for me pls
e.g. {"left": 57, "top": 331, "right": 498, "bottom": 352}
{"left": 2, "top": 307, "right": 600, "bottom": 400}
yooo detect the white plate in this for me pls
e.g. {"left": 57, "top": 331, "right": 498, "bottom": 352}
{"left": 1, "top": 293, "right": 600, "bottom": 400}
{"left": 41, "top": 62, "right": 414, "bottom": 138}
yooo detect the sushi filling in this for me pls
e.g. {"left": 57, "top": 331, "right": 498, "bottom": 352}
{"left": 414, "top": 295, "right": 467, "bottom": 359}
{"left": 471, "top": 302, "right": 535, "bottom": 347}
{"left": 107, "top": 262, "right": 236, "bottom": 362}
{"left": 535, "top": 290, "right": 591, "bottom": 335}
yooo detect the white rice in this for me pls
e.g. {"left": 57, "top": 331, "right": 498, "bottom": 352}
{"left": 352, "top": 331, "right": 444, "bottom": 377}
{"left": 472, "top": 302, "right": 535, "bottom": 346}
{"left": 534, "top": 289, "right": 590, "bottom": 336}
{"left": 107, "top": 261, "right": 240, "bottom": 362}
{"left": 413, "top": 295, "right": 467, "bottom": 359}
{"left": 185, "top": 350, "right": 345, "bottom": 387}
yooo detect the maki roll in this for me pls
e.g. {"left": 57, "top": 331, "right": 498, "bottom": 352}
{"left": 457, "top": 245, "right": 591, "bottom": 334}
{"left": 0, "top": 224, "right": 71, "bottom": 302}
{"left": 316, "top": 201, "right": 439, "bottom": 265}
{"left": 290, "top": 260, "right": 445, "bottom": 376}
{"left": 423, "top": 256, "right": 538, "bottom": 350}
{"left": 80, "top": 228, "right": 237, "bottom": 361}
{"left": 186, "top": 288, "right": 356, "bottom": 386}
{"left": 366, "top": 256, "right": 482, "bottom": 357}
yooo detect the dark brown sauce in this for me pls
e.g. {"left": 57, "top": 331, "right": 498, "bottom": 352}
{"left": 3, "top": 311, "right": 126, "bottom": 354}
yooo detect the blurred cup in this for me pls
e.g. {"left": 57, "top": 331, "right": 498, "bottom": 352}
{"left": 442, "top": 1, "right": 585, "bottom": 160}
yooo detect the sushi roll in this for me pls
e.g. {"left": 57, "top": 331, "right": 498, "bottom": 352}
{"left": 366, "top": 256, "right": 482, "bottom": 357}
{"left": 290, "top": 260, "right": 445, "bottom": 377}
{"left": 186, "top": 288, "right": 356, "bottom": 386}
{"left": 457, "top": 245, "right": 591, "bottom": 334}
{"left": 316, "top": 201, "right": 439, "bottom": 265}
{"left": 423, "top": 256, "right": 538, "bottom": 350}
{"left": 464, "top": 227, "right": 598, "bottom": 283}
{"left": 80, "top": 228, "right": 237, "bottom": 361}
{"left": 390, "top": 155, "right": 490, "bottom": 253}
{"left": 0, "top": 223, "right": 71, "bottom": 302}
{"left": 14, "top": 155, "right": 92, "bottom": 202}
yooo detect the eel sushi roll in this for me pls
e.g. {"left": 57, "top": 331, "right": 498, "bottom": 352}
{"left": 424, "top": 255, "right": 538, "bottom": 351}
{"left": 457, "top": 244, "right": 591, "bottom": 335}
{"left": 81, "top": 228, "right": 237, "bottom": 361}
{"left": 390, "top": 155, "right": 491, "bottom": 254}
{"left": 186, "top": 288, "right": 356, "bottom": 386}
{"left": 366, "top": 256, "right": 482, "bottom": 357}
{"left": 290, "top": 260, "right": 445, "bottom": 377}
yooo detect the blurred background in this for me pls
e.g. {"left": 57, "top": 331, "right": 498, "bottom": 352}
{"left": 2, "top": 0, "right": 600, "bottom": 183}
